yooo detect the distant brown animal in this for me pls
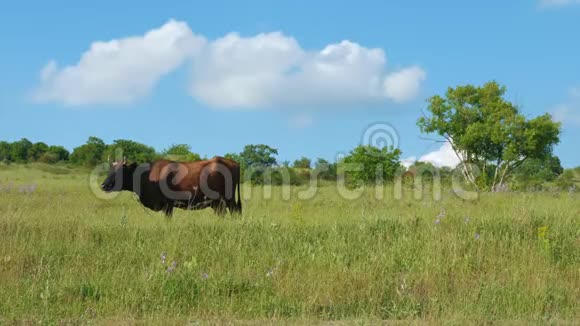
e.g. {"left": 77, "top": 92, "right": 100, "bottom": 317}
{"left": 100, "top": 156, "right": 241, "bottom": 217}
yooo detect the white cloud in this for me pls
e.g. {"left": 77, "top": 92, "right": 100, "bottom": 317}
{"left": 401, "top": 142, "right": 461, "bottom": 169}
{"left": 383, "top": 66, "right": 426, "bottom": 103}
{"left": 190, "top": 36, "right": 426, "bottom": 108}
{"left": 401, "top": 156, "right": 417, "bottom": 168}
{"left": 550, "top": 86, "right": 580, "bottom": 126}
{"left": 539, "top": 0, "right": 580, "bottom": 7}
{"left": 33, "top": 20, "right": 426, "bottom": 108}
{"left": 418, "top": 142, "right": 461, "bottom": 168}
{"left": 33, "top": 19, "right": 206, "bottom": 105}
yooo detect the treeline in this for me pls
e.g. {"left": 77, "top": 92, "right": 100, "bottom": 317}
{"left": 0, "top": 137, "right": 342, "bottom": 184}
{"left": 0, "top": 136, "right": 578, "bottom": 190}
{"left": 2, "top": 80, "right": 580, "bottom": 191}
{"left": 0, "top": 139, "right": 69, "bottom": 164}
{"left": 0, "top": 137, "right": 405, "bottom": 186}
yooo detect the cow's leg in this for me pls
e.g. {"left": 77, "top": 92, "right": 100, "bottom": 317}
{"left": 164, "top": 202, "right": 174, "bottom": 218}
{"left": 212, "top": 198, "right": 227, "bottom": 217}
{"left": 227, "top": 199, "right": 239, "bottom": 215}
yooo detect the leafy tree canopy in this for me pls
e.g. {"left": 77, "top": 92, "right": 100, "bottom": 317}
{"left": 70, "top": 136, "right": 106, "bottom": 167}
{"left": 239, "top": 144, "right": 278, "bottom": 168}
{"left": 0, "top": 141, "right": 11, "bottom": 162}
{"left": 417, "top": 81, "right": 561, "bottom": 190}
{"left": 28, "top": 142, "right": 49, "bottom": 162}
{"left": 293, "top": 156, "right": 312, "bottom": 169}
{"left": 340, "top": 145, "right": 402, "bottom": 186}
{"left": 10, "top": 138, "right": 33, "bottom": 163}
{"left": 103, "top": 139, "right": 157, "bottom": 163}
{"left": 224, "top": 152, "right": 242, "bottom": 164}
{"left": 162, "top": 144, "right": 201, "bottom": 162}
{"left": 314, "top": 158, "right": 338, "bottom": 181}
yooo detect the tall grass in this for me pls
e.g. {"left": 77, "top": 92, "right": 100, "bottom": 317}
{"left": 0, "top": 165, "right": 578, "bottom": 323}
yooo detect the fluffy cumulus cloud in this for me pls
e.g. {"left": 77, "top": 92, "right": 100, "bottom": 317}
{"left": 402, "top": 142, "right": 461, "bottom": 168}
{"left": 33, "top": 19, "right": 426, "bottom": 108}
{"left": 190, "top": 34, "right": 426, "bottom": 108}
{"left": 33, "top": 20, "right": 206, "bottom": 105}
{"left": 419, "top": 142, "right": 461, "bottom": 168}
{"left": 383, "top": 66, "right": 426, "bottom": 103}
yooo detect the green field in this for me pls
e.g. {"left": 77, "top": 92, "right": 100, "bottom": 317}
{"left": 0, "top": 164, "right": 579, "bottom": 324}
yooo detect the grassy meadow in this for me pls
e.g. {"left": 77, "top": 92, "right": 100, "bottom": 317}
{"left": 0, "top": 163, "right": 579, "bottom": 324}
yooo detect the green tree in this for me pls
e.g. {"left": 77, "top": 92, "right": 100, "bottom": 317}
{"left": 0, "top": 141, "right": 11, "bottom": 162}
{"left": 238, "top": 144, "right": 279, "bottom": 184}
{"left": 293, "top": 156, "right": 311, "bottom": 169}
{"left": 224, "top": 152, "right": 242, "bottom": 163}
{"left": 162, "top": 144, "right": 201, "bottom": 162}
{"left": 28, "top": 142, "right": 49, "bottom": 162}
{"left": 406, "top": 161, "right": 437, "bottom": 177}
{"left": 555, "top": 169, "right": 576, "bottom": 189}
{"left": 314, "top": 158, "right": 337, "bottom": 181}
{"left": 39, "top": 146, "right": 70, "bottom": 163}
{"left": 239, "top": 144, "right": 278, "bottom": 168}
{"left": 48, "top": 146, "right": 70, "bottom": 161}
{"left": 417, "top": 81, "right": 561, "bottom": 190}
{"left": 511, "top": 155, "right": 563, "bottom": 190}
{"left": 103, "top": 139, "right": 157, "bottom": 163}
{"left": 339, "top": 145, "right": 402, "bottom": 186}
{"left": 70, "top": 136, "right": 106, "bottom": 167}
{"left": 10, "top": 138, "right": 33, "bottom": 163}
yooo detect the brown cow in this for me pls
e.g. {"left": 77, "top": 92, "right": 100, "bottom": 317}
{"left": 100, "top": 156, "right": 241, "bottom": 217}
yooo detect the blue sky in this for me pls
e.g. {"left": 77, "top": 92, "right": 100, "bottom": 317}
{"left": 0, "top": 0, "right": 579, "bottom": 167}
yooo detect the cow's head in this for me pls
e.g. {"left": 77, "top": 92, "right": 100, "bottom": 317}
{"left": 101, "top": 159, "right": 138, "bottom": 192}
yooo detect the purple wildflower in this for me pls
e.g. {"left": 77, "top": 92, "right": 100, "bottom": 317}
{"left": 200, "top": 272, "right": 209, "bottom": 280}
{"left": 166, "top": 261, "right": 177, "bottom": 274}
{"left": 475, "top": 233, "right": 480, "bottom": 240}
{"left": 160, "top": 252, "right": 167, "bottom": 265}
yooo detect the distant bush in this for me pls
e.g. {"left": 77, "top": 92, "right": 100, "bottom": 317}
{"left": 161, "top": 144, "right": 202, "bottom": 162}
{"left": 555, "top": 170, "right": 576, "bottom": 189}
{"left": 339, "top": 145, "right": 402, "bottom": 187}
